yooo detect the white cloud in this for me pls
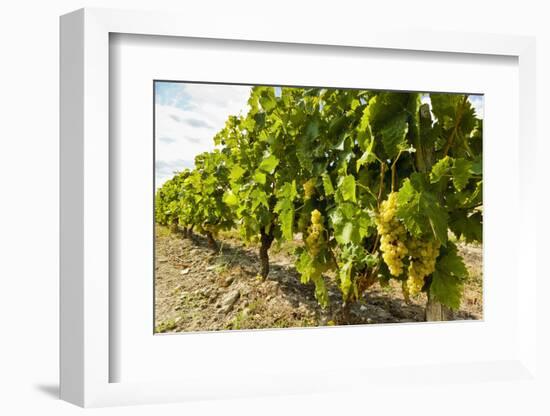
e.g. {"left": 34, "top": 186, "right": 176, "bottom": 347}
{"left": 155, "top": 83, "right": 251, "bottom": 188}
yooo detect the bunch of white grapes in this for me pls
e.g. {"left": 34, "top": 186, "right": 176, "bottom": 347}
{"left": 376, "top": 192, "right": 408, "bottom": 276}
{"left": 406, "top": 238, "right": 441, "bottom": 295}
{"left": 303, "top": 178, "right": 316, "bottom": 200}
{"left": 305, "top": 209, "right": 325, "bottom": 256}
{"left": 377, "top": 193, "right": 442, "bottom": 295}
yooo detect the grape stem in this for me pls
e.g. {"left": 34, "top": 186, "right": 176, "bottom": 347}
{"left": 377, "top": 162, "right": 387, "bottom": 209}
{"left": 327, "top": 245, "right": 340, "bottom": 272}
{"left": 391, "top": 151, "right": 403, "bottom": 192}
{"left": 357, "top": 182, "right": 378, "bottom": 200}
{"left": 370, "top": 233, "right": 380, "bottom": 254}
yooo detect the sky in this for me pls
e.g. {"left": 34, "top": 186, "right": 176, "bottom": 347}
{"left": 154, "top": 83, "right": 484, "bottom": 188}
{"left": 468, "top": 94, "right": 484, "bottom": 118}
{"left": 155, "top": 82, "right": 251, "bottom": 188}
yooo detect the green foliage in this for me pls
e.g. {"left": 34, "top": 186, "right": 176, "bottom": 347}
{"left": 258, "top": 154, "right": 279, "bottom": 174}
{"left": 322, "top": 173, "right": 335, "bottom": 196}
{"left": 274, "top": 181, "right": 297, "bottom": 240}
{"left": 397, "top": 173, "right": 448, "bottom": 244}
{"left": 155, "top": 170, "right": 189, "bottom": 227}
{"left": 380, "top": 113, "right": 409, "bottom": 159}
{"left": 339, "top": 175, "right": 356, "bottom": 202}
{"left": 430, "top": 156, "right": 452, "bottom": 183}
{"left": 451, "top": 158, "right": 473, "bottom": 192}
{"left": 295, "top": 248, "right": 330, "bottom": 307}
{"left": 429, "top": 242, "right": 468, "bottom": 310}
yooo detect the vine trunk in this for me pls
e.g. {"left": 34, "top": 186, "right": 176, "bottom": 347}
{"left": 259, "top": 228, "right": 275, "bottom": 278}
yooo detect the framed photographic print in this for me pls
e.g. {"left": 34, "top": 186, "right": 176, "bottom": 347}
{"left": 60, "top": 7, "right": 540, "bottom": 409}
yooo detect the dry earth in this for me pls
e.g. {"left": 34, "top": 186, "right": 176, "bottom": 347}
{"left": 154, "top": 226, "right": 483, "bottom": 333}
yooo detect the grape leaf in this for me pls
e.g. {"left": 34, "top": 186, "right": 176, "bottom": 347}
{"left": 452, "top": 158, "right": 473, "bottom": 192}
{"left": 250, "top": 189, "right": 269, "bottom": 211}
{"left": 449, "top": 211, "right": 482, "bottom": 243}
{"left": 229, "top": 165, "right": 246, "bottom": 181}
{"left": 296, "top": 136, "right": 314, "bottom": 172}
{"left": 368, "top": 93, "right": 409, "bottom": 129}
{"left": 259, "top": 91, "right": 277, "bottom": 112}
{"left": 430, "top": 156, "right": 452, "bottom": 183}
{"left": 356, "top": 137, "right": 376, "bottom": 171}
{"left": 295, "top": 250, "right": 329, "bottom": 307}
{"left": 423, "top": 196, "right": 449, "bottom": 245}
{"left": 357, "top": 105, "right": 372, "bottom": 138}
{"left": 306, "top": 117, "right": 320, "bottom": 139}
{"left": 253, "top": 112, "right": 266, "bottom": 128}
{"left": 295, "top": 250, "right": 315, "bottom": 284}
{"left": 328, "top": 115, "right": 348, "bottom": 137}
{"left": 253, "top": 171, "right": 266, "bottom": 185}
{"left": 429, "top": 243, "right": 468, "bottom": 310}
{"left": 339, "top": 175, "right": 356, "bottom": 202}
{"left": 311, "top": 274, "right": 329, "bottom": 308}
{"left": 222, "top": 190, "right": 238, "bottom": 207}
{"left": 258, "top": 155, "right": 280, "bottom": 173}
{"left": 274, "top": 181, "right": 297, "bottom": 240}
{"left": 322, "top": 173, "right": 334, "bottom": 196}
{"left": 470, "top": 155, "right": 482, "bottom": 175}
{"left": 430, "top": 94, "right": 464, "bottom": 129}
{"left": 467, "top": 181, "right": 482, "bottom": 207}
{"left": 330, "top": 208, "right": 349, "bottom": 244}
{"left": 329, "top": 203, "right": 369, "bottom": 244}
{"left": 357, "top": 210, "right": 374, "bottom": 239}
{"left": 339, "top": 261, "right": 353, "bottom": 299}
{"left": 380, "top": 112, "right": 409, "bottom": 159}
{"left": 396, "top": 178, "right": 423, "bottom": 236}
{"left": 397, "top": 173, "right": 448, "bottom": 244}
{"left": 276, "top": 203, "right": 294, "bottom": 240}
{"left": 241, "top": 116, "right": 255, "bottom": 132}
{"left": 340, "top": 222, "right": 359, "bottom": 244}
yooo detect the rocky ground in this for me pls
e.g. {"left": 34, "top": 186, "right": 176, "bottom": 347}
{"left": 154, "top": 226, "right": 483, "bottom": 333}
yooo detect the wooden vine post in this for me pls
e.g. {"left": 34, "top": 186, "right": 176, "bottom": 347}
{"left": 426, "top": 293, "right": 454, "bottom": 321}
{"left": 415, "top": 102, "right": 453, "bottom": 322}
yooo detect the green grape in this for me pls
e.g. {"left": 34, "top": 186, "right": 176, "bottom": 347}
{"left": 376, "top": 192, "right": 408, "bottom": 276}
{"left": 406, "top": 238, "right": 441, "bottom": 295}
{"left": 305, "top": 209, "right": 325, "bottom": 256}
{"left": 311, "top": 209, "right": 322, "bottom": 224}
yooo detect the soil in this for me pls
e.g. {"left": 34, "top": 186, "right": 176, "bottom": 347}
{"left": 154, "top": 226, "right": 483, "bottom": 333}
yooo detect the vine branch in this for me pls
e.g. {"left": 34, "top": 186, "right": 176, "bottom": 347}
{"left": 391, "top": 151, "right": 402, "bottom": 192}
{"left": 377, "top": 162, "right": 387, "bottom": 209}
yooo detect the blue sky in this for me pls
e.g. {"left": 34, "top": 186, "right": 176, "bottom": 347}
{"left": 155, "top": 83, "right": 483, "bottom": 188}
{"left": 155, "top": 82, "right": 193, "bottom": 109}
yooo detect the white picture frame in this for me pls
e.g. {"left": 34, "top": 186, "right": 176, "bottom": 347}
{"left": 60, "top": 7, "right": 539, "bottom": 408}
